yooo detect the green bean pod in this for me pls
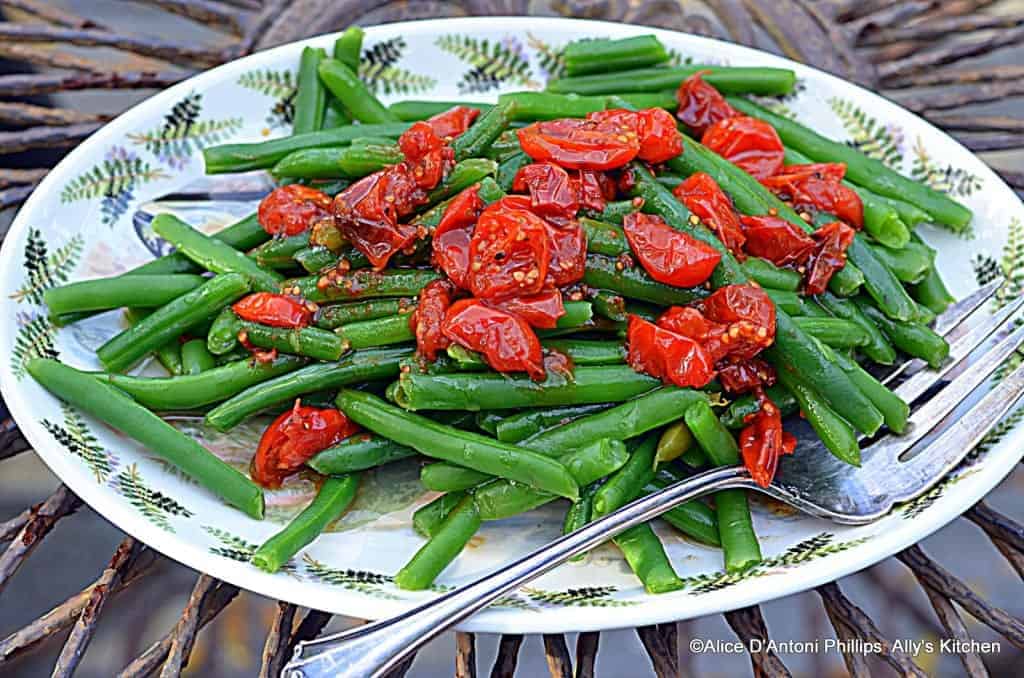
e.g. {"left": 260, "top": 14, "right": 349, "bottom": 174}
{"left": 428, "top": 158, "right": 499, "bottom": 203}
{"left": 497, "top": 150, "right": 531, "bottom": 192}
{"left": 318, "top": 58, "right": 398, "bottom": 124}
{"left": 289, "top": 269, "right": 440, "bottom": 303}
{"left": 294, "top": 47, "right": 328, "bottom": 134}
{"left": 333, "top": 26, "right": 364, "bottom": 71}
{"left": 44, "top": 274, "right": 206, "bottom": 316}
{"left": 547, "top": 65, "right": 797, "bottom": 96}
{"left": 869, "top": 242, "right": 931, "bottom": 284}
{"left": 123, "top": 307, "right": 184, "bottom": 375}
{"left": 655, "top": 421, "right": 693, "bottom": 465}
{"left": 250, "top": 234, "right": 310, "bottom": 269}
{"left": 584, "top": 253, "right": 708, "bottom": 306}
{"left": 272, "top": 144, "right": 403, "bottom": 179}
{"left": 644, "top": 474, "right": 721, "bottom": 547}
{"left": 495, "top": 404, "right": 611, "bottom": 443}
{"left": 315, "top": 298, "right": 415, "bottom": 329}
{"left": 563, "top": 482, "right": 600, "bottom": 561}
{"left": 816, "top": 291, "right": 896, "bottom": 365}
{"left": 395, "top": 495, "right": 480, "bottom": 590}
{"left": 792, "top": 317, "right": 870, "bottom": 348}
{"left": 592, "top": 433, "right": 658, "bottom": 516}
{"left": 721, "top": 385, "right": 798, "bottom": 429}
{"left": 497, "top": 91, "right": 606, "bottom": 120}
{"left": 856, "top": 299, "right": 949, "bottom": 368}
{"left": 421, "top": 463, "right": 491, "bottom": 492}
{"left": 180, "top": 339, "right": 216, "bottom": 375}
{"left": 335, "top": 314, "right": 415, "bottom": 350}
{"left": 413, "top": 491, "right": 465, "bottom": 538}
{"left": 613, "top": 524, "right": 683, "bottom": 593}
{"left": 307, "top": 433, "right": 416, "bottom": 475}
{"left": 238, "top": 321, "right": 344, "bottom": 361}
{"left": 776, "top": 367, "right": 861, "bottom": 466}
{"left": 564, "top": 35, "right": 670, "bottom": 76}
{"left": 826, "top": 345, "right": 909, "bottom": 433}
{"left": 388, "top": 100, "right": 491, "bottom": 121}
{"left": 740, "top": 257, "right": 801, "bottom": 291}
{"left": 452, "top": 100, "right": 517, "bottom": 161}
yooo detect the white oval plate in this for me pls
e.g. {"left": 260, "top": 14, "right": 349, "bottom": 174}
{"left": 2, "top": 17, "right": 1022, "bottom": 634}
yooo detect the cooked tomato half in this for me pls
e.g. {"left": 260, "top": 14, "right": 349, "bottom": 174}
{"left": 491, "top": 288, "right": 565, "bottom": 329}
{"left": 466, "top": 201, "right": 551, "bottom": 299}
{"left": 513, "top": 162, "right": 579, "bottom": 222}
{"left": 675, "top": 71, "right": 738, "bottom": 135}
{"left": 805, "top": 221, "right": 855, "bottom": 295}
{"left": 426, "top": 105, "right": 480, "bottom": 140}
{"left": 701, "top": 116, "right": 784, "bottom": 180}
{"left": 398, "top": 121, "right": 454, "bottom": 190}
{"left": 738, "top": 394, "right": 796, "bottom": 487}
{"left": 739, "top": 214, "right": 815, "bottom": 267}
{"left": 258, "top": 185, "right": 333, "bottom": 236}
{"left": 622, "top": 212, "right": 721, "bottom": 287}
{"left": 573, "top": 169, "right": 615, "bottom": 213}
{"left": 673, "top": 172, "right": 746, "bottom": 255}
{"left": 332, "top": 168, "right": 421, "bottom": 270}
{"left": 442, "top": 299, "right": 545, "bottom": 379}
{"left": 432, "top": 184, "right": 484, "bottom": 288}
{"left": 700, "top": 284, "right": 776, "bottom": 361}
{"left": 543, "top": 221, "right": 587, "bottom": 288}
{"left": 252, "top": 402, "right": 358, "bottom": 488}
{"left": 717, "top": 357, "right": 776, "bottom": 395}
{"left": 233, "top": 292, "right": 313, "bottom": 329}
{"left": 517, "top": 117, "right": 640, "bottom": 171}
{"left": 626, "top": 314, "right": 716, "bottom": 388}
{"left": 411, "top": 279, "right": 455, "bottom": 360}
{"left": 760, "top": 163, "right": 863, "bottom": 228}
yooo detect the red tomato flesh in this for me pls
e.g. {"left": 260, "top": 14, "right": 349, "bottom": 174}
{"left": 233, "top": 292, "right": 313, "bottom": 329}
{"left": 622, "top": 212, "right": 721, "bottom": 287}
{"left": 411, "top": 279, "right": 454, "bottom": 360}
{"left": 739, "top": 214, "right": 815, "bottom": 267}
{"left": 466, "top": 201, "right": 550, "bottom": 300}
{"left": 739, "top": 393, "right": 796, "bottom": 487}
{"left": 673, "top": 172, "right": 746, "bottom": 255}
{"left": 432, "top": 184, "right": 484, "bottom": 288}
{"left": 675, "top": 71, "right": 739, "bottom": 135}
{"left": 491, "top": 289, "right": 565, "bottom": 329}
{"left": 805, "top": 221, "right": 856, "bottom": 295}
{"left": 626, "top": 314, "right": 716, "bottom": 388}
{"left": 258, "top": 185, "right": 332, "bottom": 236}
{"left": 701, "top": 116, "right": 784, "bottom": 180}
{"left": 442, "top": 299, "right": 545, "bottom": 379}
{"left": 252, "top": 402, "right": 358, "bottom": 488}
{"left": 426, "top": 106, "right": 480, "bottom": 140}
{"left": 760, "top": 163, "right": 863, "bottom": 228}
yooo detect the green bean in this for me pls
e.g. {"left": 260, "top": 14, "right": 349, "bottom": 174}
{"left": 475, "top": 411, "right": 503, "bottom": 435}
{"left": 875, "top": 194, "right": 932, "bottom": 227}
{"left": 763, "top": 289, "right": 803, "bottom": 315}
{"left": 542, "top": 339, "right": 625, "bottom": 365}
{"left": 387, "top": 100, "right": 491, "bottom": 121}
{"left": 392, "top": 364, "right": 660, "bottom": 411}
{"left": 869, "top": 242, "right": 931, "bottom": 284}
{"left": 655, "top": 420, "right": 693, "bottom": 465}
{"left": 816, "top": 291, "right": 896, "bottom": 365}
{"left": 915, "top": 302, "right": 937, "bottom": 326}
{"left": 497, "top": 91, "right": 606, "bottom": 120}
{"left": 253, "top": 474, "right": 358, "bottom": 573}
{"left": 452, "top": 100, "right": 516, "bottom": 161}
{"left": 338, "top": 390, "right": 579, "bottom": 499}
{"left": 315, "top": 298, "right": 414, "bottom": 329}
{"left": 203, "top": 122, "right": 410, "bottom": 173}
{"left": 333, "top": 26, "right": 363, "bottom": 70}
{"left": 294, "top": 246, "right": 341, "bottom": 274}
{"left": 395, "top": 495, "right": 480, "bottom": 590}
{"left": 845, "top": 235, "right": 918, "bottom": 321}
{"left": 584, "top": 253, "right": 708, "bottom": 306}
{"left": 563, "top": 482, "right": 599, "bottom": 561}
{"left": 428, "top": 158, "right": 499, "bottom": 203}
{"left": 307, "top": 433, "right": 416, "bottom": 475}
{"left": 294, "top": 47, "right": 328, "bottom": 134}
{"left": 272, "top": 144, "right": 403, "bottom": 179}
{"left": 495, "top": 404, "right": 611, "bottom": 443}
{"left": 205, "top": 347, "right": 411, "bottom": 431}
{"left": 589, "top": 289, "right": 628, "bottom": 323}
{"left": 605, "top": 90, "right": 677, "bottom": 110}
{"left": 180, "top": 338, "right": 215, "bottom": 375}
{"left": 547, "top": 65, "right": 797, "bottom": 96}
{"left": 909, "top": 248, "right": 955, "bottom": 315}
{"left": 641, "top": 478, "right": 720, "bottom": 546}
{"left": 612, "top": 524, "right": 683, "bottom": 593}
{"left": 44, "top": 274, "right": 206, "bottom": 316}
{"left": 856, "top": 299, "right": 949, "bottom": 368}
{"left": 792, "top": 317, "right": 869, "bottom": 348}
{"left": 322, "top": 100, "right": 352, "bottom": 128}
{"left": 207, "top": 306, "right": 241, "bottom": 355}
{"left": 289, "top": 268, "right": 440, "bottom": 303}
{"left": 721, "top": 384, "right": 798, "bottom": 429}
{"left": 317, "top": 58, "right": 397, "bottom": 124}
{"left": 330, "top": 314, "right": 413, "bottom": 351}
{"left": 250, "top": 234, "right": 310, "bottom": 269}
{"left": 421, "top": 463, "right": 492, "bottom": 492}
{"left": 741, "top": 257, "right": 802, "bottom": 291}
{"left": 684, "top": 400, "right": 760, "bottom": 572}
{"left": 151, "top": 214, "right": 281, "bottom": 292}
{"left": 580, "top": 217, "right": 629, "bottom": 256}
{"left": 563, "top": 35, "right": 669, "bottom": 76}
{"left": 776, "top": 367, "right": 860, "bottom": 466}
{"left": 28, "top": 359, "right": 263, "bottom": 518}
{"left": 582, "top": 199, "right": 636, "bottom": 225}
{"left": 496, "top": 150, "right": 531, "bottom": 192}
{"left": 123, "top": 307, "right": 183, "bottom": 375}
{"left": 238, "top": 320, "right": 344, "bottom": 361}
{"left": 593, "top": 433, "right": 658, "bottom": 516}
{"left": 413, "top": 491, "right": 465, "bottom": 538}
{"left": 98, "top": 274, "right": 250, "bottom": 373}
{"left": 825, "top": 344, "right": 908, "bottom": 433}
{"left": 729, "top": 97, "right": 971, "bottom": 230}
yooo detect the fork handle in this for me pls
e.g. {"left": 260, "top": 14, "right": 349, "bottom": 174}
{"left": 284, "top": 465, "right": 752, "bottom": 678}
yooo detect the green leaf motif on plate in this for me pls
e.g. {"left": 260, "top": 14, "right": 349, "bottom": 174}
{"left": 238, "top": 68, "right": 297, "bottom": 129}
{"left": 60, "top": 147, "right": 167, "bottom": 226}
{"left": 526, "top": 33, "right": 566, "bottom": 80}
{"left": 829, "top": 97, "right": 903, "bottom": 169}
{"left": 42, "top": 403, "right": 117, "bottom": 482}
{"left": 302, "top": 554, "right": 399, "bottom": 599}
{"left": 11, "top": 311, "right": 58, "bottom": 380}
{"left": 9, "top": 227, "right": 82, "bottom": 306}
{"left": 203, "top": 525, "right": 299, "bottom": 575}
{"left": 128, "top": 92, "right": 243, "bottom": 169}
{"left": 436, "top": 34, "right": 538, "bottom": 94}
{"left": 360, "top": 37, "right": 436, "bottom": 96}
{"left": 523, "top": 585, "right": 635, "bottom": 608}
{"left": 910, "top": 135, "right": 983, "bottom": 199}
{"left": 112, "top": 463, "right": 193, "bottom": 533}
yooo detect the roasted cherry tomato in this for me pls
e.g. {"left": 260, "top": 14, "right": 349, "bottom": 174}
{"left": 760, "top": 163, "right": 863, "bottom": 228}
{"left": 805, "top": 221, "right": 856, "bottom": 295}
{"left": 586, "top": 108, "right": 682, "bottom": 163}
{"left": 701, "top": 116, "right": 784, "bottom": 180}
{"left": 657, "top": 305, "right": 716, "bottom": 339}
{"left": 410, "top": 279, "right": 454, "bottom": 360}
{"left": 738, "top": 394, "right": 796, "bottom": 487}
{"left": 233, "top": 292, "right": 313, "bottom": 329}
{"left": 513, "top": 162, "right": 579, "bottom": 222}
{"left": 675, "top": 71, "right": 738, "bottom": 135}
{"left": 398, "top": 121, "right": 454, "bottom": 190}
{"left": 573, "top": 169, "right": 615, "bottom": 213}
{"left": 252, "top": 402, "right": 358, "bottom": 488}
{"left": 332, "top": 168, "right": 421, "bottom": 270}
{"left": 717, "top": 357, "right": 776, "bottom": 395}
{"left": 700, "top": 284, "right": 776, "bottom": 361}
{"left": 626, "top": 314, "right": 716, "bottom": 388}
{"left": 492, "top": 288, "right": 565, "bottom": 329}
{"left": 673, "top": 172, "right": 746, "bottom": 255}
{"left": 543, "top": 221, "right": 587, "bottom": 288}
{"left": 739, "top": 214, "right": 815, "bottom": 267}
{"left": 466, "top": 202, "right": 550, "bottom": 299}
{"left": 517, "top": 117, "right": 640, "bottom": 171}
{"left": 426, "top": 105, "right": 480, "bottom": 140}
{"left": 622, "top": 212, "right": 721, "bottom": 287}
{"left": 432, "top": 184, "right": 484, "bottom": 288}
{"left": 258, "top": 185, "right": 333, "bottom": 236}
{"left": 443, "top": 299, "right": 545, "bottom": 379}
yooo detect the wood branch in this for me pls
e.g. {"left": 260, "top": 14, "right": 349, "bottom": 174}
{"left": 878, "top": 24, "right": 1024, "bottom": 81}
{"left": 489, "top": 634, "right": 522, "bottom": 678}
{"left": 117, "top": 580, "right": 238, "bottom": 678}
{"left": 994, "top": 167, "right": 1024, "bottom": 191}
{"left": 0, "top": 0, "right": 102, "bottom": 29}
{"left": 128, "top": 0, "right": 249, "bottom": 35}
{"left": 575, "top": 632, "right": 599, "bottom": 678}
{"left": 861, "top": 12, "right": 1024, "bottom": 46}
{"left": 829, "top": 0, "right": 914, "bottom": 22}
{"left": 0, "top": 416, "right": 29, "bottom": 459}
{"left": 952, "top": 132, "right": 1024, "bottom": 153}
{"left": 0, "top": 71, "right": 189, "bottom": 97}
{"left": 966, "top": 502, "right": 1024, "bottom": 552}
{"left": 0, "top": 123, "right": 103, "bottom": 156}
{"left": 915, "top": 0, "right": 999, "bottom": 22}
{"left": 885, "top": 80, "right": 1024, "bottom": 113}
{"left": 923, "top": 114, "right": 1024, "bottom": 134}
{"left": 52, "top": 539, "right": 143, "bottom": 678}
{"left": 0, "top": 508, "right": 31, "bottom": 544}
{"left": 0, "top": 545, "right": 157, "bottom": 666}
{"left": 792, "top": 0, "right": 878, "bottom": 85}
{"left": 258, "top": 602, "right": 296, "bottom": 678}
{"left": 724, "top": 606, "right": 792, "bottom": 677}
{"left": 542, "top": 634, "right": 573, "bottom": 678}
{"left": 456, "top": 631, "right": 476, "bottom": 678}
{"left": 992, "top": 538, "right": 1024, "bottom": 580}
{"left": 816, "top": 582, "right": 928, "bottom": 676}
{"left": 883, "top": 63, "right": 1024, "bottom": 89}
{"left": 0, "top": 102, "right": 109, "bottom": 128}
{"left": 0, "top": 183, "right": 37, "bottom": 212}
{"left": 845, "top": 0, "right": 935, "bottom": 43}
{"left": 861, "top": 566, "right": 944, "bottom": 635}
{"left": 284, "top": 609, "right": 332, "bottom": 662}
{"left": 0, "top": 24, "right": 229, "bottom": 68}
{"left": 158, "top": 574, "right": 219, "bottom": 678}
{"left": 636, "top": 624, "right": 678, "bottom": 678}
{"left": 897, "top": 546, "right": 1024, "bottom": 649}
{"left": 0, "top": 44, "right": 109, "bottom": 72}
{"left": 922, "top": 586, "right": 988, "bottom": 678}
{"left": 240, "top": 0, "right": 291, "bottom": 53}
{"left": 0, "top": 485, "right": 82, "bottom": 595}
{"left": 708, "top": 0, "right": 756, "bottom": 46}
{"left": 820, "top": 604, "right": 871, "bottom": 677}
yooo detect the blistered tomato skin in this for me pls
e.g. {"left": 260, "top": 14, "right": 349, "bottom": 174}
{"left": 675, "top": 71, "right": 739, "bottom": 135}
{"left": 805, "top": 221, "right": 856, "bottom": 295}
{"left": 258, "top": 185, "right": 333, "bottom": 236}
{"left": 442, "top": 299, "right": 546, "bottom": 379}
{"left": 252, "top": 403, "right": 359, "bottom": 488}
{"left": 466, "top": 203, "right": 551, "bottom": 300}
{"left": 700, "top": 284, "right": 776, "bottom": 361}
{"left": 513, "top": 162, "right": 579, "bottom": 222}
{"left": 491, "top": 289, "right": 565, "bottom": 329}
{"left": 626, "top": 315, "right": 716, "bottom": 388}
{"left": 543, "top": 221, "right": 587, "bottom": 288}
{"left": 233, "top": 293, "right": 313, "bottom": 329}
{"left": 432, "top": 185, "right": 484, "bottom": 288}
{"left": 674, "top": 172, "right": 746, "bottom": 255}
{"left": 761, "top": 163, "right": 863, "bottom": 228}
{"left": 701, "top": 116, "right": 785, "bottom": 180}
{"left": 411, "top": 279, "right": 455, "bottom": 360}
{"left": 426, "top": 106, "right": 480, "bottom": 140}
{"left": 332, "top": 169, "right": 421, "bottom": 270}
{"left": 622, "top": 212, "right": 722, "bottom": 287}
{"left": 738, "top": 394, "right": 796, "bottom": 487}
{"left": 517, "top": 117, "right": 640, "bottom": 171}
{"left": 634, "top": 107, "right": 683, "bottom": 163}
{"left": 717, "top": 357, "right": 776, "bottom": 395}
{"left": 398, "top": 121, "right": 454, "bottom": 190}
{"left": 739, "top": 214, "right": 815, "bottom": 267}
{"left": 573, "top": 170, "right": 615, "bottom": 213}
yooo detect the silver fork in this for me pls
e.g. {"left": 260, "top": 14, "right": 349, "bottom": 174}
{"left": 284, "top": 280, "right": 1024, "bottom": 678}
